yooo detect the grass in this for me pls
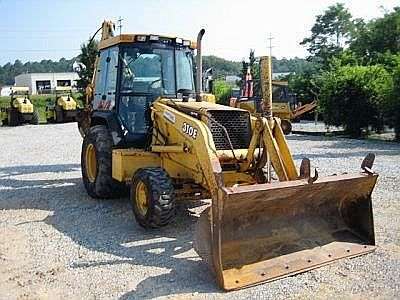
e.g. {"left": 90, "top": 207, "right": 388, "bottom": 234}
{"left": 0, "top": 93, "right": 83, "bottom": 123}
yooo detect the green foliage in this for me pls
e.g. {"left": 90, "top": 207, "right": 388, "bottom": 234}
{"left": 203, "top": 56, "right": 241, "bottom": 78}
{"left": 350, "top": 7, "right": 400, "bottom": 62}
{"left": 202, "top": 55, "right": 311, "bottom": 81}
{"left": 273, "top": 57, "right": 314, "bottom": 73}
{"left": 213, "top": 80, "right": 232, "bottom": 105}
{"left": 388, "top": 56, "right": 400, "bottom": 140}
{"left": 288, "top": 71, "right": 320, "bottom": 105}
{"left": 301, "top": 3, "right": 354, "bottom": 66}
{"left": 319, "top": 65, "right": 393, "bottom": 137}
{"left": 76, "top": 40, "right": 99, "bottom": 89}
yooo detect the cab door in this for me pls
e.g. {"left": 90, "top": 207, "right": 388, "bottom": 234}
{"left": 93, "top": 46, "right": 119, "bottom": 110}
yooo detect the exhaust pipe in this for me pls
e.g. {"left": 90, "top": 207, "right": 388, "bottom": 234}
{"left": 196, "top": 28, "right": 205, "bottom": 101}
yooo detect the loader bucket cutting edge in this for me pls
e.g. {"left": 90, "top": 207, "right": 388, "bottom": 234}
{"left": 194, "top": 172, "right": 378, "bottom": 291}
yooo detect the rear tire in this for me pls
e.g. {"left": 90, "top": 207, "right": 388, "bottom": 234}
{"left": 281, "top": 119, "right": 292, "bottom": 135}
{"left": 8, "top": 108, "right": 19, "bottom": 126}
{"left": 81, "top": 125, "right": 125, "bottom": 199}
{"left": 131, "top": 168, "right": 176, "bottom": 228}
{"left": 30, "top": 110, "right": 39, "bottom": 125}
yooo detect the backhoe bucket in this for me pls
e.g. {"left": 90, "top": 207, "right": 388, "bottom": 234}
{"left": 195, "top": 172, "right": 377, "bottom": 291}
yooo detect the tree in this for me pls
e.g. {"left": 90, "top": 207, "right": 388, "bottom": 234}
{"left": 350, "top": 7, "right": 400, "bottom": 62}
{"left": 388, "top": 55, "right": 400, "bottom": 140}
{"left": 301, "top": 3, "right": 354, "bottom": 66}
{"left": 76, "top": 40, "right": 98, "bottom": 89}
{"left": 238, "top": 59, "right": 249, "bottom": 91}
{"left": 288, "top": 70, "right": 320, "bottom": 105}
{"left": 202, "top": 55, "right": 241, "bottom": 79}
{"left": 319, "top": 65, "right": 393, "bottom": 137}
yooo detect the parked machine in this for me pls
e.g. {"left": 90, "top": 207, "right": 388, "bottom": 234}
{"left": 78, "top": 21, "right": 378, "bottom": 291}
{"left": 0, "top": 87, "right": 39, "bottom": 126}
{"left": 46, "top": 86, "right": 80, "bottom": 123}
{"left": 229, "top": 62, "right": 317, "bottom": 134}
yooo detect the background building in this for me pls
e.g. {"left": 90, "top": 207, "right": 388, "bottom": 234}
{"left": 14, "top": 72, "right": 79, "bottom": 95}
{"left": 0, "top": 86, "right": 12, "bottom": 97}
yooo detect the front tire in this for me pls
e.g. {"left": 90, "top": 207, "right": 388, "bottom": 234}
{"left": 31, "top": 110, "right": 39, "bottom": 125}
{"left": 131, "top": 168, "right": 176, "bottom": 228}
{"left": 281, "top": 119, "right": 292, "bottom": 135}
{"left": 8, "top": 108, "right": 19, "bottom": 126}
{"left": 81, "top": 125, "right": 125, "bottom": 198}
{"left": 55, "top": 106, "right": 64, "bottom": 123}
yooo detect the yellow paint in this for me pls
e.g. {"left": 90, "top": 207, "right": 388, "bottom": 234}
{"left": 272, "top": 102, "right": 292, "bottom": 120}
{"left": 151, "top": 145, "right": 185, "bottom": 153}
{"left": 272, "top": 118, "right": 298, "bottom": 180}
{"left": 13, "top": 98, "right": 34, "bottom": 114}
{"left": 99, "top": 34, "right": 196, "bottom": 50}
{"left": 112, "top": 149, "right": 161, "bottom": 182}
{"left": 85, "top": 144, "right": 97, "bottom": 183}
{"left": 57, "top": 96, "right": 77, "bottom": 111}
{"left": 260, "top": 56, "right": 272, "bottom": 116}
{"left": 135, "top": 181, "right": 149, "bottom": 216}
{"left": 200, "top": 93, "right": 216, "bottom": 103}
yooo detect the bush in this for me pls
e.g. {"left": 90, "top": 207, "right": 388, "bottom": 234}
{"left": 389, "top": 60, "right": 400, "bottom": 140}
{"left": 319, "top": 65, "right": 393, "bottom": 137}
{"left": 213, "top": 80, "right": 232, "bottom": 105}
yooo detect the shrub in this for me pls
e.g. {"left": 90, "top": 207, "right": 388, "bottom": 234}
{"left": 319, "top": 65, "right": 393, "bottom": 137}
{"left": 213, "top": 80, "right": 232, "bottom": 105}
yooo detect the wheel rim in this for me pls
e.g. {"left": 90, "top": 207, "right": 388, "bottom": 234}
{"left": 85, "top": 143, "right": 97, "bottom": 183}
{"left": 135, "top": 181, "right": 149, "bottom": 216}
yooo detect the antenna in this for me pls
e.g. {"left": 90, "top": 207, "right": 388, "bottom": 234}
{"left": 117, "top": 16, "right": 124, "bottom": 36}
{"left": 267, "top": 33, "right": 274, "bottom": 58}
{"left": 267, "top": 33, "right": 274, "bottom": 75}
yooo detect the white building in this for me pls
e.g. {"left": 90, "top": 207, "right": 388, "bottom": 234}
{"left": 225, "top": 75, "right": 241, "bottom": 86}
{"left": 0, "top": 86, "right": 12, "bottom": 97}
{"left": 14, "top": 72, "right": 79, "bottom": 95}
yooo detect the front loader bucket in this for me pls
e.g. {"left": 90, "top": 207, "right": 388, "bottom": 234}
{"left": 195, "top": 172, "right": 377, "bottom": 291}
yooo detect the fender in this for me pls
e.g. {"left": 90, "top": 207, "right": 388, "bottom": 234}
{"left": 91, "top": 111, "right": 124, "bottom": 146}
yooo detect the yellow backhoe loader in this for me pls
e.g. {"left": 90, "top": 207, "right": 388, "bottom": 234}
{"left": 0, "top": 87, "right": 39, "bottom": 126}
{"left": 46, "top": 86, "right": 80, "bottom": 123}
{"left": 230, "top": 72, "right": 317, "bottom": 134}
{"left": 78, "top": 21, "right": 378, "bottom": 291}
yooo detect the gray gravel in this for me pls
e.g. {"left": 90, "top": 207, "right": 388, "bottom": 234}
{"left": 0, "top": 122, "right": 399, "bottom": 299}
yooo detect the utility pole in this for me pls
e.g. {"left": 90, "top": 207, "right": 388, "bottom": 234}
{"left": 117, "top": 16, "right": 124, "bottom": 36}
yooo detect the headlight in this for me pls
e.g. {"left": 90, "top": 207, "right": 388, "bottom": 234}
{"left": 149, "top": 35, "right": 159, "bottom": 41}
{"left": 136, "top": 35, "right": 147, "bottom": 42}
{"left": 183, "top": 40, "right": 191, "bottom": 46}
{"left": 175, "top": 38, "right": 183, "bottom": 44}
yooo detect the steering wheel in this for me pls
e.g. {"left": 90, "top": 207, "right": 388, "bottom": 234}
{"left": 148, "top": 78, "right": 170, "bottom": 93}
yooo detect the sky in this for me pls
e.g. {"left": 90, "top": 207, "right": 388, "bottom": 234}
{"left": 0, "top": 0, "right": 398, "bottom": 65}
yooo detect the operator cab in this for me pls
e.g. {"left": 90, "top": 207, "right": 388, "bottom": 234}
{"left": 93, "top": 34, "right": 196, "bottom": 147}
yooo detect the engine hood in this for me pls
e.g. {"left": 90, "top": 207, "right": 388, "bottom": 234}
{"left": 170, "top": 100, "right": 248, "bottom": 114}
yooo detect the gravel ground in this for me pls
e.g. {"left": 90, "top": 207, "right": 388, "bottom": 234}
{"left": 0, "top": 122, "right": 399, "bottom": 299}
